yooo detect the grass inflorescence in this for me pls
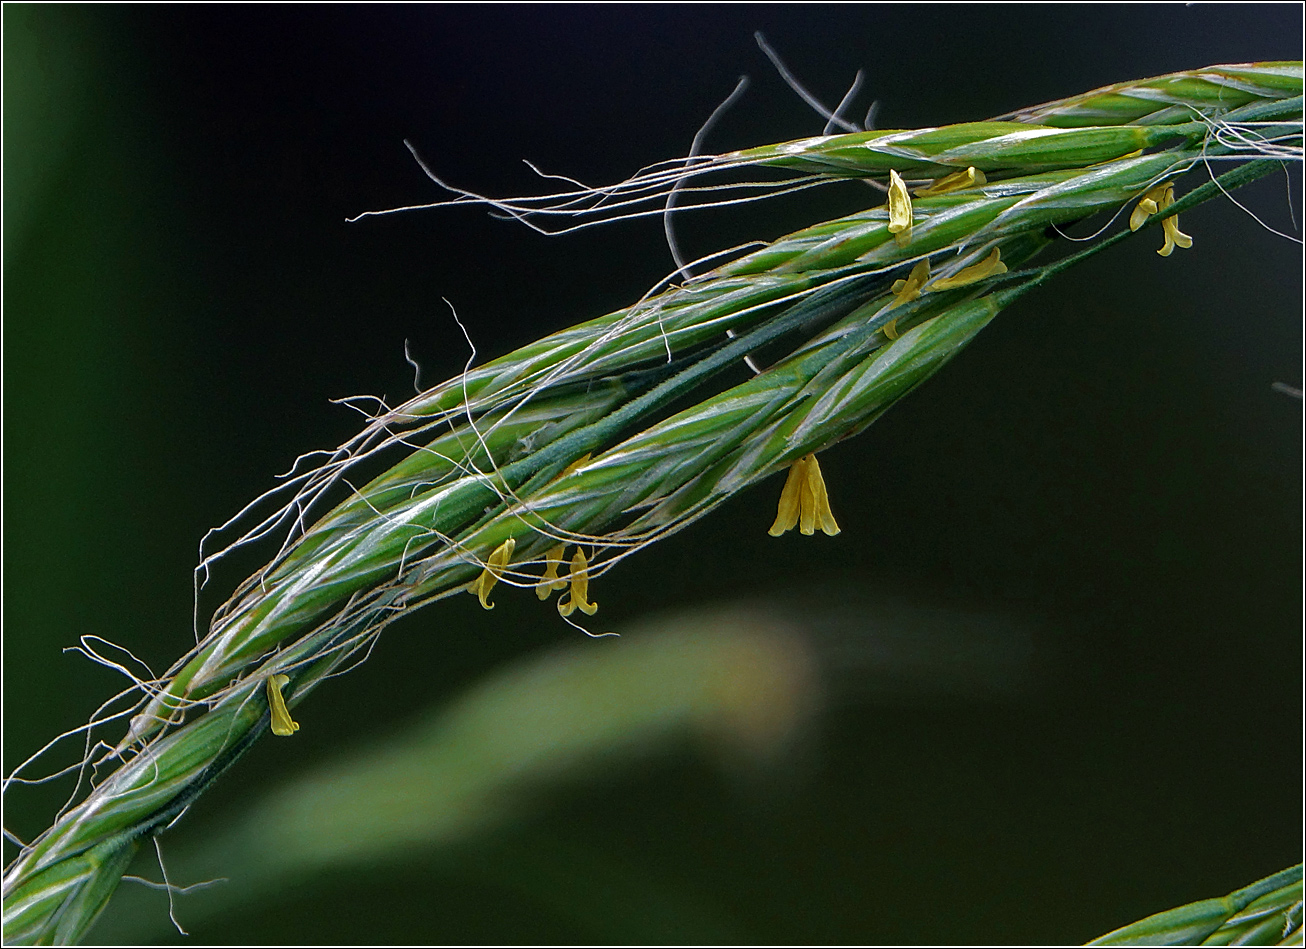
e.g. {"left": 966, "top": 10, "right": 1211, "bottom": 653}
{"left": 3, "top": 62, "right": 1302, "bottom": 945}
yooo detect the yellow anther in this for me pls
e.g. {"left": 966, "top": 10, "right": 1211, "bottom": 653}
{"left": 768, "top": 453, "right": 841, "bottom": 537}
{"left": 1088, "top": 149, "right": 1143, "bottom": 169}
{"left": 1129, "top": 196, "right": 1159, "bottom": 231}
{"left": 560, "top": 453, "right": 592, "bottom": 478}
{"left": 535, "top": 544, "right": 569, "bottom": 600}
{"left": 887, "top": 169, "right": 913, "bottom": 242}
{"left": 1130, "top": 182, "right": 1168, "bottom": 232}
{"left": 557, "top": 547, "right": 598, "bottom": 617}
{"left": 889, "top": 260, "right": 931, "bottom": 308}
{"left": 884, "top": 259, "right": 930, "bottom": 340}
{"left": 1155, "top": 184, "right": 1192, "bottom": 257}
{"left": 266, "top": 674, "right": 299, "bottom": 737}
{"left": 468, "top": 537, "right": 515, "bottom": 610}
{"left": 930, "top": 247, "right": 1007, "bottom": 291}
{"left": 769, "top": 459, "right": 804, "bottom": 536}
{"left": 1159, "top": 214, "right": 1193, "bottom": 256}
{"left": 913, "top": 166, "right": 987, "bottom": 197}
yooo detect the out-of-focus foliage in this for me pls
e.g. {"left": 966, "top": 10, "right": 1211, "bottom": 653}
{"left": 91, "top": 592, "right": 1040, "bottom": 943}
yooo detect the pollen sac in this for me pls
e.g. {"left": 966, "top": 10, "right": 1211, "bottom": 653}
{"left": 1158, "top": 215, "right": 1193, "bottom": 256}
{"left": 768, "top": 459, "right": 804, "bottom": 536}
{"left": 469, "top": 537, "right": 516, "bottom": 610}
{"left": 884, "top": 259, "right": 932, "bottom": 340}
{"left": 558, "top": 548, "right": 598, "bottom": 617}
{"left": 1129, "top": 197, "right": 1159, "bottom": 231}
{"left": 930, "top": 247, "right": 1007, "bottom": 290}
{"left": 800, "top": 454, "right": 840, "bottom": 537}
{"left": 1129, "top": 182, "right": 1168, "bottom": 231}
{"left": 266, "top": 674, "right": 300, "bottom": 737}
{"left": 886, "top": 169, "right": 913, "bottom": 240}
{"left": 889, "top": 260, "right": 931, "bottom": 308}
{"left": 560, "top": 453, "right": 592, "bottom": 478}
{"left": 768, "top": 454, "right": 840, "bottom": 538}
{"left": 913, "top": 165, "right": 986, "bottom": 197}
{"left": 535, "top": 544, "right": 569, "bottom": 600}
{"left": 1155, "top": 184, "right": 1192, "bottom": 257}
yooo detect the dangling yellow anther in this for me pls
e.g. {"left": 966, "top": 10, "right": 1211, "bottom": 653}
{"left": 1129, "top": 182, "right": 1167, "bottom": 231}
{"left": 1155, "top": 184, "right": 1192, "bottom": 257}
{"left": 884, "top": 259, "right": 931, "bottom": 338}
{"left": 913, "top": 166, "right": 987, "bottom": 197}
{"left": 887, "top": 169, "right": 913, "bottom": 244}
{"left": 468, "top": 537, "right": 515, "bottom": 610}
{"left": 930, "top": 247, "right": 1007, "bottom": 290}
{"left": 558, "top": 548, "right": 598, "bottom": 617}
{"left": 535, "top": 544, "right": 569, "bottom": 600}
{"left": 768, "top": 454, "right": 841, "bottom": 537}
{"left": 266, "top": 674, "right": 299, "bottom": 737}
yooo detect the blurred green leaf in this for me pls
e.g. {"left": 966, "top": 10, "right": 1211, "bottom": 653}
{"left": 92, "top": 605, "right": 819, "bottom": 942}
{"left": 90, "top": 591, "right": 1040, "bottom": 942}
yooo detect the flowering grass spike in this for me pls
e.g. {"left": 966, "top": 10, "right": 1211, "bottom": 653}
{"left": 2, "top": 59, "right": 1299, "bottom": 947}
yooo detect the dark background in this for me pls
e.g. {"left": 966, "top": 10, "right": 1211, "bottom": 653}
{"left": 5, "top": 4, "right": 1302, "bottom": 944}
